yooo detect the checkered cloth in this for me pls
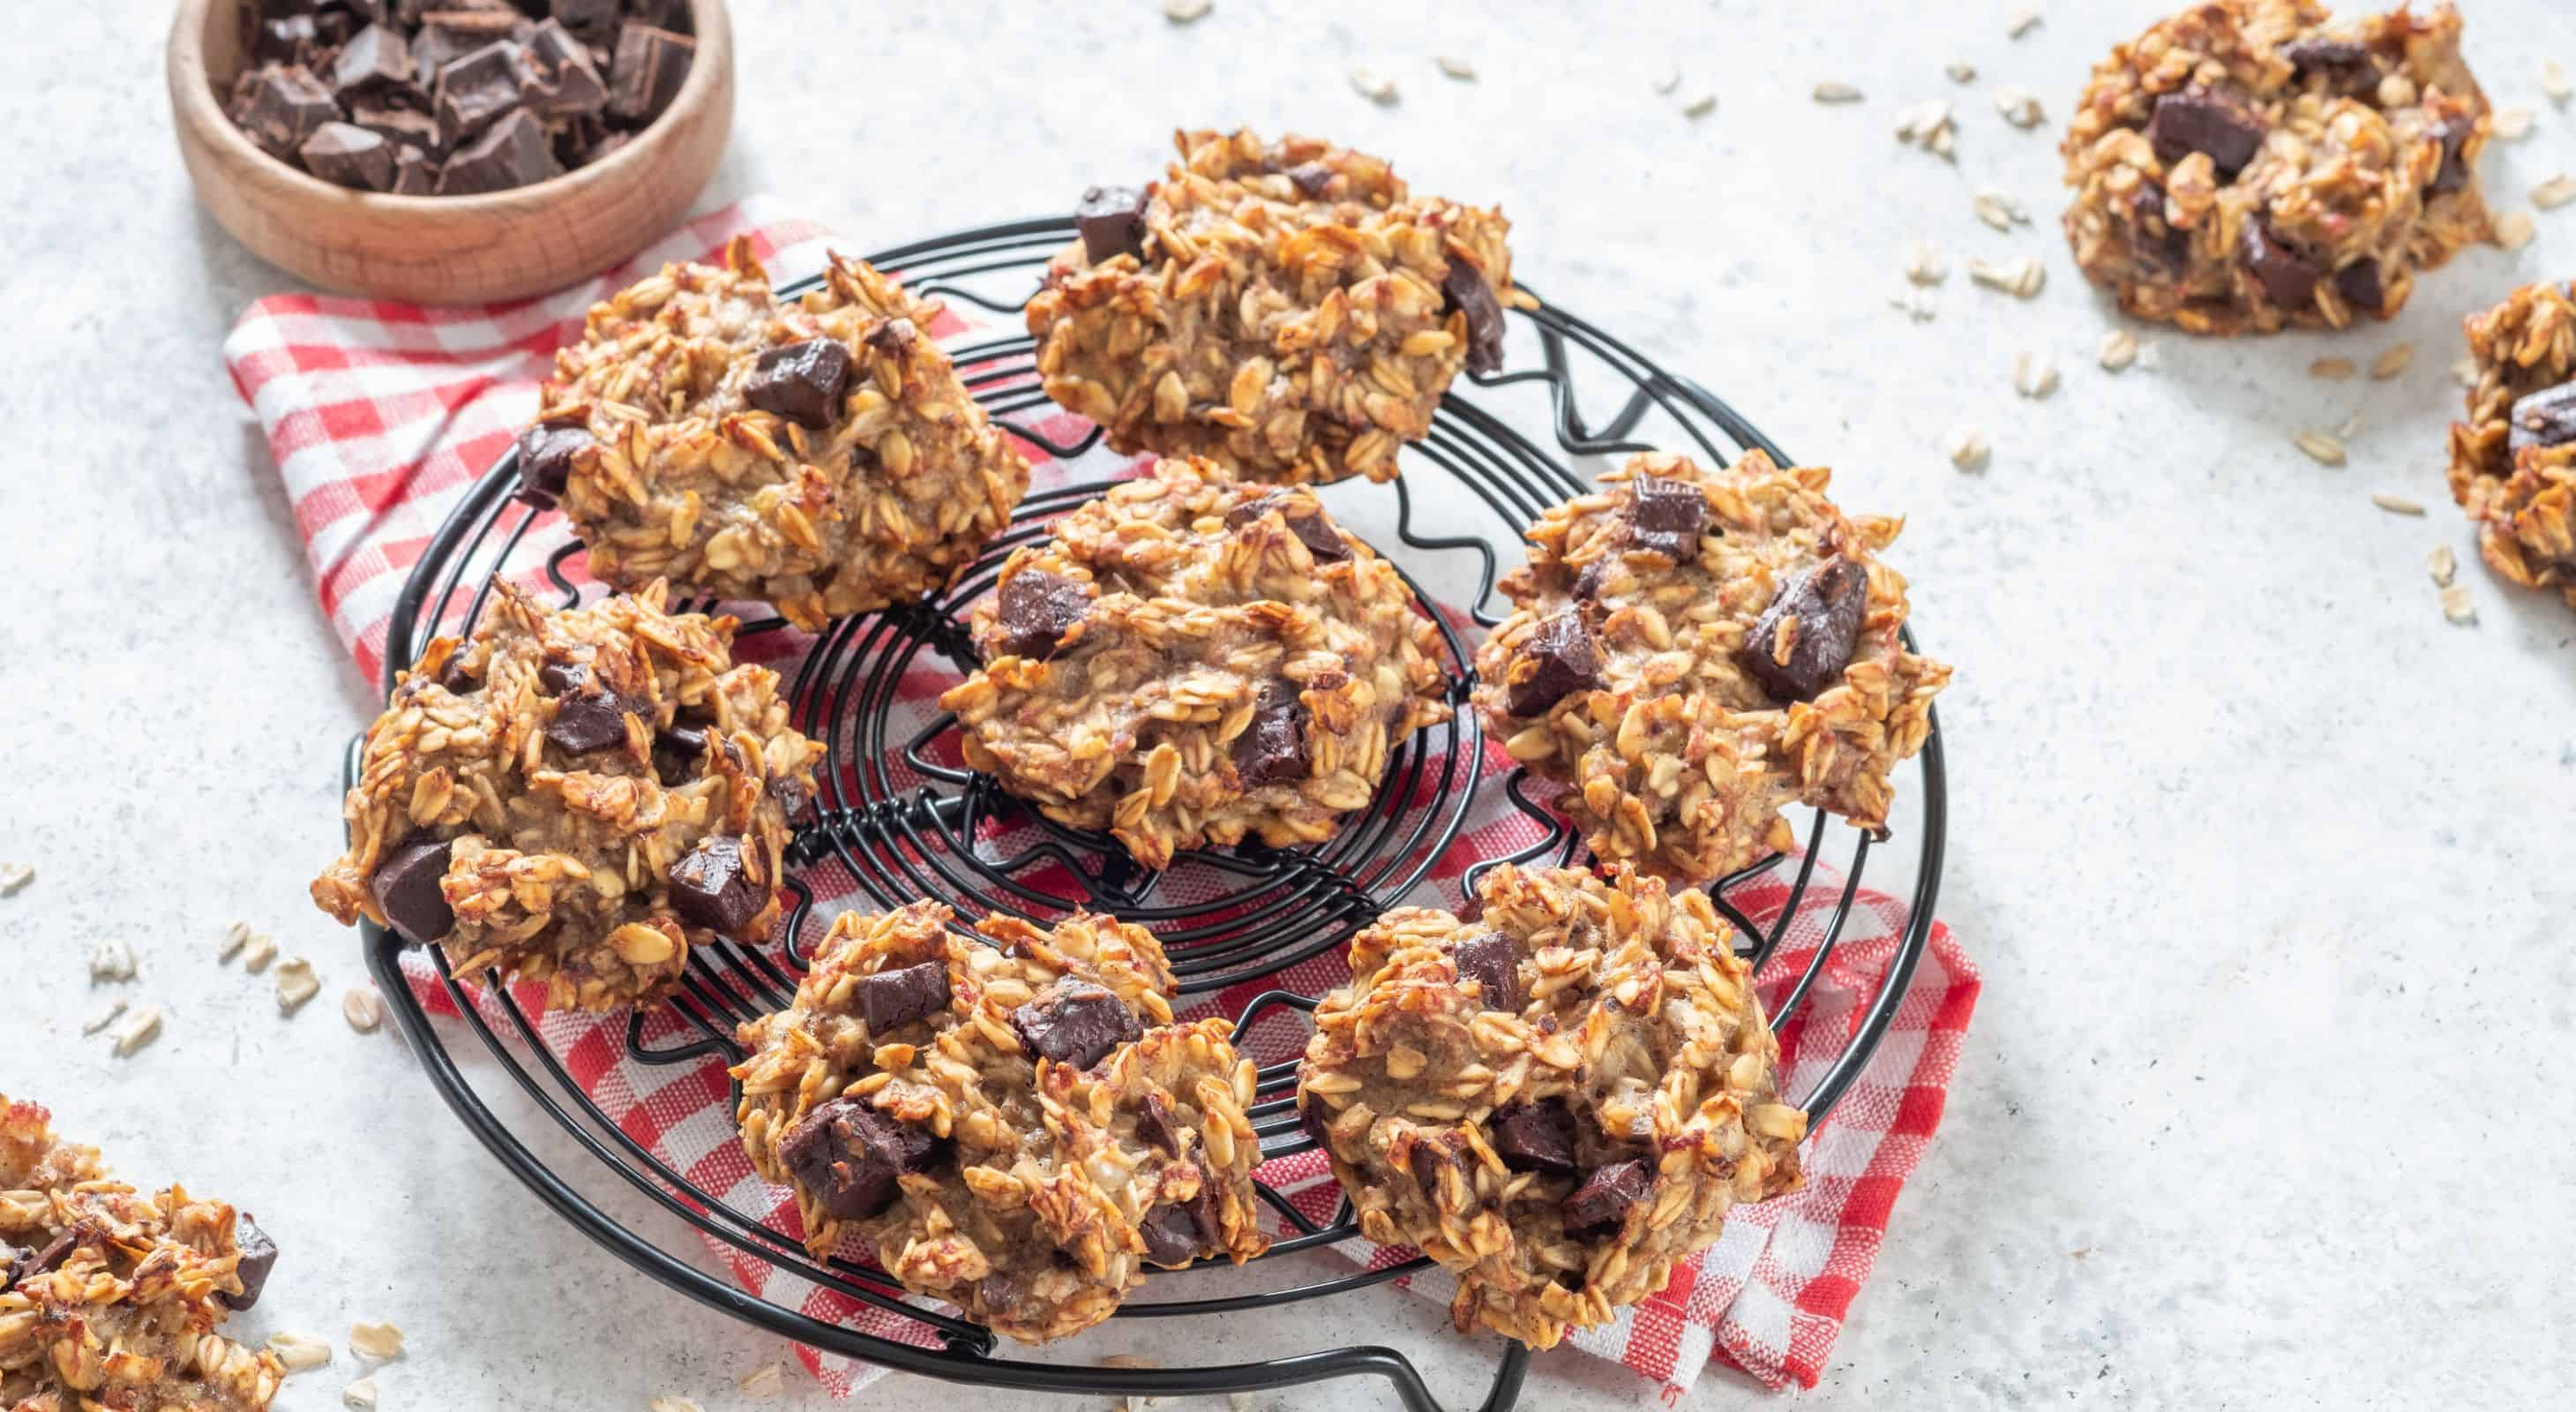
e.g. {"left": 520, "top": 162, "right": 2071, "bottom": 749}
{"left": 226, "top": 198, "right": 1981, "bottom": 1396}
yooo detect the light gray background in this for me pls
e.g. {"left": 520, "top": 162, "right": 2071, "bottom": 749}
{"left": 4, "top": 1, "right": 2573, "bottom": 1408}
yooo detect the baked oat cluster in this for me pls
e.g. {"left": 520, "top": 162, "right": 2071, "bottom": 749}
{"left": 522, "top": 236, "right": 1030, "bottom": 628}
{"left": 1294, "top": 865, "right": 1804, "bottom": 1349}
{"left": 311, "top": 580, "right": 825, "bottom": 1011}
{"left": 2060, "top": 0, "right": 2490, "bottom": 334}
{"left": 940, "top": 458, "right": 1454, "bottom": 870}
{"left": 1, "top": 1096, "right": 282, "bottom": 1412}
{"left": 1473, "top": 452, "right": 1948, "bottom": 887}
{"left": 1027, "top": 127, "right": 1516, "bottom": 486}
{"left": 732, "top": 902, "right": 1268, "bottom": 1344}
{"left": 2447, "top": 279, "right": 2576, "bottom": 609}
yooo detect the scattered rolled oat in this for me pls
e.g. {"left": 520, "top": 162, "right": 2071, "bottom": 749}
{"left": 2440, "top": 582, "right": 2477, "bottom": 624}
{"left": 2545, "top": 60, "right": 2572, "bottom": 105}
{"left": 0, "top": 860, "right": 30, "bottom": 897}
{"left": 243, "top": 932, "right": 277, "bottom": 972}
{"left": 1896, "top": 99, "right": 1958, "bottom": 159}
{"left": 343, "top": 988, "right": 386, "bottom": 1033}
{"left": 2531, "top": 174, "right": 2576, "bottom": 210}
{"left": 1813, "top": 81, "right": 1864, "bottom": 103}
{"left": 2494, "top": 108, "right": 2536, "bottom": 140}
{"left": 2098, "top": 329, "right": 2139, "bottom": 371}
{"left": 647, "top": 1400, "right": 702, "bottom": 1412}
{"left": 1889, "top": 289, "right": 1938, "bottom": 321}
{"left": 1946, "top": 62, "right": 1978, "bottom": 83}
{"left": 1228, "top": 1396, "right": 1256, "bottom": 1412}
{"left": 2450, "top": 355, "right": 2481, "bottom": 388}
{"left": 1100, "top": 1356, "right": 1160, "bottom": 1370}
{"left": 1969, "top": 255, "right": 2046, "bottom": 297}
{"left": 276, "top": 958, "right": 322, "bottom": 1015}
{"left": 343, "top": 1378, "right": 378, "bottom": 1410}
{"left": 349, "top": 1320, "right": 404, "bottom": 1360}
{"left": 1903, "top": 237, "right": 1947, "bottom": 284}
{"left": 2012, "top": 351, "right": 2060, "bottom": 399}
{"left": 1437, "top": 55, "right": 1476, "bottom": 80}
{"left": 1993, "top": 86, "right": 2045, "bottom": 128}
{"left": 2370, "top": 342, "right": 2415, "bottom": 379}
{"left": 1161, "top": 0, "right": 1210, "bottom": 21}
{"left": 268, "top": 1332, "right": 332, "bottom": 1373}
{"left": 2370, "top": 492, "right": 2427, "bottom": 515}
{"left": 1348, "top": 68, "right": 1397, "bottom": 104}
{"left": 1972, "top": 187, "right": 2030, "bottom": 230}
{"left": 1681, "top": 90, "right": 1718, "bottom": 119}
{"left": 2293, "top": 429, "right": 2348, "bottom": 467}
{"left": 2428, "top": 544, "right": 2458, "bottom": 586}
{"left": 88, "top": 938, "right": 138, "bottom": 983}
{"left": 738, "top": 1363, "right": 785, "bottom": 1399}
{"left": 1944, "top": 424, "right": 1992, "bottom": 470}
{"left": 219, "top": 920, "right": 254, "bottom": 962}
{"left": 109, "top": 1005, "right": 163, "bottom": 1056}
{"left": 82, "top": 998, "right": 128, "bottom": 1035}
{"left": 2310, "top": 357, "right": 2357, "bottom": 379}
{"left": 2497, "top": 210, "right": 2538, "bottom": 251}
{"left": 2007, "top": 8, "right": 2043, "bottom": 39}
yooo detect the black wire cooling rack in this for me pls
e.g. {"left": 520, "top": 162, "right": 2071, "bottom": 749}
{"left": 352, "top": 215, "right": 1948, "bottom": 1412}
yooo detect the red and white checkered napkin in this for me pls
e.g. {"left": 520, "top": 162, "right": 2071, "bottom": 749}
{"left": 226, "top": 199, "right": 1981, "bottom": 1396}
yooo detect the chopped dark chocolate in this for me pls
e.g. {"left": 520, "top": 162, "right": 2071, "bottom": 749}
{"left": 607, "top": 22, "right": 693, "bottom": 124}
{"left": 1136, "top": 1203, "right": 1202, "bottom": 1266}
{"left": 778, "top": 1098, "right": 946, "bottom": 1220}
{"left": 432, "top": 39, "right": 526, "bottom": 141}
{"left": 8, "top": 1229, "right": 77, "bottom": 1292}
{"left": 2145, "top": 86, "right": 2268, "bottom": 180}
{"left": 513, "top": 422, "right": 593, "bottom": 506}
{"left": 250, "top": 15, "right": 320, "bottom": 64}
{"left": 2429, "top": 115, "right": 2475, "bottom": 195}
{"left": 669, "top": 834, "right": 766, "bottom": 935}
{"left": 1223, "top": 492, "right": 1351, "bottom": 563}
{"left": 1628, "top": 475, "right": 1710, "bottom": 564}
{"left": 1490, "top": 1098, "right": 1580, "bottom": 1175}
{"left": 1295, "top": 1093, "right": 1336, "bottom": 1153}
{"left": 2507, "top": 383, "right": 2576, "bottom": 454}
{"left": 351, "top": 103, "right": 446, "bottom": 158}
{"left": 541, "top": 661, "right": 637, "bottom": 755}
{"left": 219, "top": 1218, "right": 279, "bottom": 1311}
{"left": 232, "top": 64, "right": 341, "bottom": 160}
{"left": 2125, "top": 182, "right": 2193, "bottom": 270}
{"left": 992, "top": 568, "right": 1090, "bottom": 659}
{"left": 436, "top": 107, "right": 563, "bottom": 194}
{"left": 857, "top": 960, "right": 953, "bottom": 1034}
{"left": 651, "top": 720, "right": 706, "bottom": 785}
{"left": 743, "top": 338, "right": 852, "bottom": 429}
{"left": 1007, "top": 980, "right": 1142, "bottom": 1070}
{"left": 1075, "top": 184, "right": 1149, "bottom": 265}
{"left": 1231, "top": 681, "right": 1308, "bottom": 788}
{"left": 2281, "top": 38, "right": 2379, "bottom": 96}
{"left": 1561, "top": 1160, "right": 1650, "bottom": 1236}
{"left": 300, "top": 122, "right": 398, "bottom": 190}
{"left": 1285, "top": 161, "right": 1336, "bottom": 199}
{"left": 2333, "top": 259, "right": 2384, "bottom": 315}
{"left": 1440, "top": 257, "right": 1507, "bottom": 376}
{"left": 1136, "top": 1092, "right": 1185, "bottom": 1156}
{"left": 864, "top": 317, "right": 918, "bottom": 358}
{"left": 1449, "top": 931, "right": 1521, "bottom": 1012}
{"left": 1738, "top": 555, "right": 1868, "bottom": 702}
{"left": 331, "top": 23, "right": 415, "bottom": 106}
{"left": 550, "top": 0, "right": 622, "bottom": 41}
{"left": 370, "top": 835, "right": 454, "bottom": 945}
{"left": 1502, "top": 611, "right": 1600, "bottom": 718}
{"left": 2240, "top": 219, "right": 2321, "bottom": 309}
{"left": 522, "top": 18, "right": 607, "bottom": 119}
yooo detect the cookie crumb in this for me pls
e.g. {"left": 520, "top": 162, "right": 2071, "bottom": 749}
{"left": 2292, "top": 430, "right": 2348, "bottom": 466}
{"left": 2531, "top": 174, "right": 2576, "bottom": 210}
{"left": 1969, "top": 255, "right": 2046, "bottom": 297}
{"left": 0, "top": 861, "right": 30, "bottom": 897}
{"left": 1944, "top": 424, "right": 1992, "bottom": 470}
{"left": 2370, "top": 492, "right": 2426, "bottom": 515}
{"left": 82, "top": 999, "right": 128, "bottom": 1035}
{"left": 2369, "top": 342, "right": 2414, "bottom": 379}
{"left": 2428, "top": 545, "right": 2458, "bottom": 586}
{"left": 1437, "top": 55, "right": 1476, "bottom": 80}
{"left": 277, "top": 958, "right": 323, "bottom": 1015}
{"left": 1813, "top": 81, "right": 1863, "bottom": 102}
{"left": 2007, "top": 8, "right": 2043, "bottom": 39}
{"left": 88, "top": 938, "right": 138, "bottom": 983}
{"left": 1349, "top": 68, "right": 1398, "bottom": 104}
{"left": 1903, "top": 237, "right": 1947, "bottom": 284}
{"left": 343, "top": 988, "right": 386, "bottom": 1033}
{"left": 268, "top": 1332, "right": 333, "bottom": 1373}
{"left": 2439, "top": 582, "right": 2477, "bottom": 624}
{"left": 1161, "top": 0, "right": 1210, "bottom": 20}
{"left": 343, "top": 1378, "right": 378, "bottom": 1410}
{"left": 1993, "top": 86, "right": 2045, "bottom": 128}
{"left": 2098, "top": 329, "right": 2138, "bottom": 371}
{"left": 2012, "top": 351, "right": 2059, "bottom": 399}
{"left": 738, "top": 1363, "right": 785, "bottom": 1399}
{"left": 2497, "top": 210, "right": 2538, "bottom": 251}
{"left": 2310, "top": 356, "right": 2356, "bottom": 379}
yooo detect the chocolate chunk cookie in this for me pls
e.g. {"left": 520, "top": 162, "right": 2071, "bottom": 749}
{"left": 1473, "top": 452, "right": 1949, "bottom": 886}
{"left": 0, "top": 1095, "right": 283, "bottom": 1410}
{"left": 1028, "top": 127, "right": 1516, "bottom": 485}
{"left": 533, "top": 237, "right": 1030, "bottom": 628}
{"left": 2061, "top": 0, "right": 2491, "bottom": 334}
{"left": 732, "top": 902, "right": 1269, "bottom": 1344}
{"left": 2446, "top": 279, "right": 2576, "bottom": 609}
{"left": 940, "top": 459, "right": 1455, "bottom": 870}
{"left": 1295, "top": 865, "right": 1804, "bottom": 1349}
{"left": 311, "top": 580, "right": 825, "bottom": 1010}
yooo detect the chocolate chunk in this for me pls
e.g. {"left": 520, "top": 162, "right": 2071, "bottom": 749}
{"left": 1075, "top": 184, "right": 1149, "bottom": 265}
{"left": 371, "top": 836, "right": 454, "bottom": 946}
{"left": 1571, "top": 555, "right": 1617, "bottom": 604}
{"left": 626, "top": 0, "right": 693, "bottom": 27}
{"left": 2125, "top": 182, "right": 2193, "bottom": 270}
{"left": 1449, "top": 931, "right": 1522, "bottom": 1012}
{"left": 331, "top": 23, "right": 414, "bottom": 106}
{"left": 1136, "top": 1202, "right": 1204, "bottom": 1266}
{"left": 432, "top": 40, "right": 526, "bottom": 141}
{"left": 1502, "top": 611, "right": 1600, "bottom": 717}
{"left": 864, "top": 318, "right": 918, "bottom": 358}
{"left": 2333, "top": 259, "right": 2384, "bottom": 315}
{"left": 249, "top": 13, "right": 318, "bottom": 64}
{"left": 392, "top": 147, "right": 438, "bottom": 194}
{"left": 669, "top": 834, "right": 766, "bottom": 935}
{"left": 1231, "top": 681, "right": 1308, "bottom": 788}
{"left": 351, "top": 104, "right": 446, "bottom": 159}
{"left": 1739, "top": 556, "right": 1868, "bottom": 702}
{"left": 608, "top": 22, "right": 693, "bottom": 124}
{"left": 1440, "top": 257, "right": 1507, "bottom": 376}
{"left": 2508, "top": 384, "right": 2576, "bottom": 454}
{"left": 2145, "top": 87, "right": 2267, "bottom": 180}
{"left": 992, "top": 568, "right": 1090, "bottom": 659}
{"left": 1285, "top": 161, "right": 1335, "bottom": 199}
{"left": 436, "top": 654, "right": 478, "bottom": 695}
{"left": 219, "top": 1218, "right": 279, "bottom": 1311}
{"left": 7, "top": 1229, "right": 76, "bottom": 1291}
{"left": 0, "top": 1242, "right": 19, "bottom": 1292}
{"left": 857, "top": 960, "right": 952, "bottom": 1033}
{"left": 768, "top": 773, "right": 814, "bottom": 821}
{"left": 1136, "top": 1093, "right": 1185, "bottom": 1156}
{"left": 778, "top": 1098, "right": 946, "bottom": 1220}
{"left": 1296, "top": 1093, "right": 1337, "bottom": 1153}
{"left": 1007, "top": 980, "right": 1141, "bottom": 1070}
{"left": 523, "top": 19, "right": 607, "bottom": 118}
{"left": 233, "top": 64, "right": 340, "bottom": 160}
{"left": 651, "top": 722, "right": 706, "bottom": 785}
{"left": 744, "top": 338, "right": 851, "bottom": 428}
{"left": 1561, "top": 1160, "right": 1650, "bottom": 1237}
{"left": 2282, "top": 38, "right": 2378, "bottom": 95}
{"left": 437, "top": 106, "right": 563, "bottom": 194}
{"left": 2429, "top": 115, "right": 2475, "bottom": 195}
{"left": 550, "top": 0, "right": 622, "bottom": 41}
{"left": 1628, "top": 475, "right": 1710, "bottom": 564}
{"left": 1490, "top": 1098, "right": 1580, "bottom": 1175}
{"left": 542, "top": 663, "right": 636, "bottom": 755}
{"left": 1223, "top": 492, "right": 1351, "bottom": 563}
{"left": 410, "top": 15, "right": 510, "bottom": 90}
{"left": 513, "top": 423, "right": 593, "bottom": 506}
{"left": 2240, "top": 220, "right": 2321, "bottom": 310}
{"left": 976, "top": 1273, "right": 1019, "bottom": 1310}
{"left": 300, "top": 122, "right": 398, "bottom": 191}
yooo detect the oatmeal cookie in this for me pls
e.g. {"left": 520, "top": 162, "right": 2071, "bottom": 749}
{"left": 732, "top": 902, "right": 1268, "bottom": 1344}
{"left": 2060, "top": 0, "right": 2490, "bottom": 334}
{"left": 1027, "top": 127, "right": 1515, "bottom": 485}
{"left": 2447, "top": 279, "right": 2576, "bottom": 608}
{"left": 1295, "top": 865, "right": 1803, "bottom": 1349}
{"left": 311, "top": 580, "right": 825, "bottom": 1011}
{"left": 1, "top": 1095, "right": 283, "bottom": 1412}
{"left": 937, "top": 459, "right": 1454, "bottom": 870}
{"left": 1474, "top": 452, "right": 1947, "bottom": 886}
{"left": 520, "top": 236, "right": 1030, "bottom": 628}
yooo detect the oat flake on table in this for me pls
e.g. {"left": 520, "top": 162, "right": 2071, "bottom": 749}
{"left": 2497, "top": 210, "right": 2537, "bottom": 251}
{"left": 2294, "top": 430, "right": 2348, "bottom": 466}
{"left": 2428, "top": 545, "right": 2458, "bottom": 586}
{"left": 109, "top": 1004, "right": 161, "bottom": 1056}
{"left": 342, "top": 1378, "right": 378, "bottom": 1410}
{"left": 268, "top": 1332, "right": 332, "bottom": 1373}
{"left": 0, "top": 860, "right": 30, "bottom": 897}
{"left": 2310, "top": 356, "right": 2356, "bottom": 379}
{"left": 88, "top": 937, "right": 137, "bottom": 982}
{"left": 2098, "top": 329, "right": 2138, "bottom": 371}
{"left": 2370, "top": 492, "right": 2426, "bottom": 515}
{"left": 1437, "top": 55, "right": 1476, "bottom": 80}
{"left": 1946, "top": 424, "right": 1992, "bottom": 470}
{"left": 1813, "top": 80, "right": 1863, "bottom": 102}
{"left": 349, "top": 1320, "right": 404, "bottom": 1360}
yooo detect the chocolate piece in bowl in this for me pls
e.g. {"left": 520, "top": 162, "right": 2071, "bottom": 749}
{"left": 608, "top": 22, "right": 693, "bottom": 124}
{"left": 329, "top": 24, "right": 415, "bottom": 109}
{"left": 436, "top": 107, "right": 562, "bottom": 194}
{"left": 230, "top": 64, "right": 340, "bottom": 160}
{"left": 299, "top": 121, "right": 397, "bottom": 191}
{"left": 432, "top": 39, "right": 526, "bottom": 141}
{"left": 522, "top": 19, "right": 608, "bottom": 120}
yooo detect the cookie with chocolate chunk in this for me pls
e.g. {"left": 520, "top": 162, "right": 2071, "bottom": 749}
{"left": 1295, "top": 865, "right": 1804, "bottom": 1349}
{"left": 1473, "top": 451, "right": 1948, "bottom": 886}
{"left": 2446, "top": 279, "right": 2576, "bottom": 609}
{"left": 939, "top": 459, "right": 1454, "bottom": 870}
{"left": 311, "top": 579, "right": 824, "bottom": 1011}
{"left": 731, "top": 902, "right": 1269, "bottom": 1344}
{"left": 2060, "top": 0, "right": 2491, "bottom": 334}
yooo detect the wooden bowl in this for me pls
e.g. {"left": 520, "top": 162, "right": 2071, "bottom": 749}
{"left": 168, "top": 0, "right": 733, "bottom": 304}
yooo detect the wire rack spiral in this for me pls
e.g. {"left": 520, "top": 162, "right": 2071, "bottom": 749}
{"left": 352, "top": 215, "right": 1948, "bottom": 1412}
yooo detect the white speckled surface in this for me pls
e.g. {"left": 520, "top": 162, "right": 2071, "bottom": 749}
{"left": 7, "top": 1, "right": 2576, "bottom": 1408}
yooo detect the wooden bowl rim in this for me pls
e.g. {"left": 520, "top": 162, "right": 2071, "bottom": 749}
{"left": 166, "top": 0, "right": 731, "bottom": 218}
